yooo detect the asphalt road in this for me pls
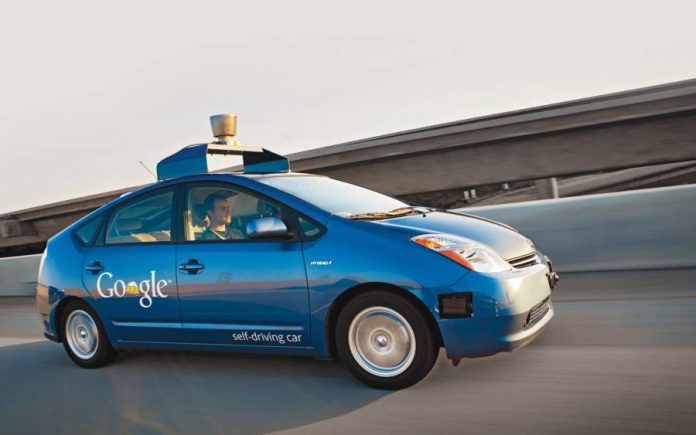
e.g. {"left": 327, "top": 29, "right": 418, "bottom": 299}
{"left": 1, "top": 269, "right": 695, "bottom": 434}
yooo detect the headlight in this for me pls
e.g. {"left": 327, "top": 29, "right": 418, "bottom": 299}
{"left": 411, "top": 234, "right": 511, "bottom": 273}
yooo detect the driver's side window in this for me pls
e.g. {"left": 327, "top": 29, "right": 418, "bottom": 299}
{"left": 185, "top": 185, "right": 283, "bottom": 242}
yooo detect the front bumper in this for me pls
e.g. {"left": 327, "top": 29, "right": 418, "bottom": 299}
{"left": 435, "top": 263, "right": 554, "bottom": 359}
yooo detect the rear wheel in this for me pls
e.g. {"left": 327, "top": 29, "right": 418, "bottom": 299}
{"left": 335, "top": 291, "right": 438, "bottom": 389}
{"left": 61, "top": 300, "right": 117, "bottom": 368}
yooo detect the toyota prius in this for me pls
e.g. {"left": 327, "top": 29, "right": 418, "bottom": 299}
{"left": 36, "top": 115, "right": 557, "bottom": 389}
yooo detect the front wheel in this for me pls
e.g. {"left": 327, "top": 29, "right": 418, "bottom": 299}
{"left": 61, "top": 300, "right": 117, "bottom": 368}
{"left": 335, "top": 291, "right": 439, "bottom": 389}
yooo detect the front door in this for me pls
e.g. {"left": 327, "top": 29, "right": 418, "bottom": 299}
{"left": 82, "top": 188, "right": 180, "bottom": 343}
{"left": 175, "top": 183, "right": 310, "bottom": 348}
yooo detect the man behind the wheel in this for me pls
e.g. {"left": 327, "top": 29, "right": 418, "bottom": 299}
{"left": 200, "top": 192, "right": 245, "bottom": 240}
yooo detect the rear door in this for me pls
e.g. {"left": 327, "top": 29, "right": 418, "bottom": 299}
{"left": 174, "top": 182, "right": 311, "bottom": 348}
{"left": 81, "top": 187, "right": 181, "bottom": 343}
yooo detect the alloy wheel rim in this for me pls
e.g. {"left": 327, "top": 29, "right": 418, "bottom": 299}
{"left": 348, "top": 306, "right": 416, "bottom": 377}
{"left": 65, "top": 309, "right": 99, "bottom": 360}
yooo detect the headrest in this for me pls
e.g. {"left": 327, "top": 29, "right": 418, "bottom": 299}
{"left": 257, "top": 201, "right": 280, "bottom": 217}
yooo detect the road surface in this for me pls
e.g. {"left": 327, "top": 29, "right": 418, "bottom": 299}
{"left": 1, "top": 269, "right": 695, "bottom": 434}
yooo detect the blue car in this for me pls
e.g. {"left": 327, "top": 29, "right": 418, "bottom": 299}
{"left": 36, "top": 115, "right": 557, "bottom": 389}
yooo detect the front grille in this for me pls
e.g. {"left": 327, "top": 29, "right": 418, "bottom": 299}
{"left": 525, "top": 297, "right": 551, "bottom": 328}
{"left": 507, "top": 251, "right": 540, "bottom": 269}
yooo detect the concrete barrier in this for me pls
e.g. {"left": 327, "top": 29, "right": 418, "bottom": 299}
{"left": 0, "top": 254, "right": 41, "bottom": 297}
{"left": 457, "top": 184, "right": 696, "bottom": 272}
{"left": 1, "top": 185, "right": 694, "bottom": 296}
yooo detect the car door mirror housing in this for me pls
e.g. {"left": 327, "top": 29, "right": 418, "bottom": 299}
{"left": 246, "top": 217, "right": 289, "bottom": 239}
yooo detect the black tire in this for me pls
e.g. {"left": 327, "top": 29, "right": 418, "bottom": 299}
{"left": 335, "top": 291, "right": 439, "bottom": 389}
{"left": 61, "top": 300, "right": 117, "bottom": 368}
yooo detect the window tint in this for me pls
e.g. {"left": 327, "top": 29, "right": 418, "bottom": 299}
{"left": 74, "top": 215, "right": 105, "bottom": 246}
{"left": 298, "top": 217, "right": 321, "bottom": 239}
{"left": 105, "top": 190, "right": 173, "bottom": 244}
{"left": 185, "top": 185, "right": 284, "bottom": 242}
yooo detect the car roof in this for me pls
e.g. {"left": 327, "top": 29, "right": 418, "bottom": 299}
{"left": 118, "top": 171, "right": 322, "bottom": 199}
{"left": 214, "top": 171, "right": 320, "bottom": 180}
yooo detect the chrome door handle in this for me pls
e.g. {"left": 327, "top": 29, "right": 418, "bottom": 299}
{"left": 84, "top": 261, "right": 104, "bottom": 274}
{"left": 179, "top": 260, "right": 205, "bottom": 274}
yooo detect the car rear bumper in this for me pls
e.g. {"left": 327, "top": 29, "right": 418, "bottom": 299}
{"left": 434, "top": 263, "right": 554, "bottom": 359}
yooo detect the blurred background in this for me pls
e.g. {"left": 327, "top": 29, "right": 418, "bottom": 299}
{"left": 2, "top": 0, "right": 696, "bottom": 263}
{"left": 1, "top": 1, "right": 695, "bottom": 434}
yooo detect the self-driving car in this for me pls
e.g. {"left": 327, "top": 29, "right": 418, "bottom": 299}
{"left": 36, "top": 115, "right": 557, "bottom": 389}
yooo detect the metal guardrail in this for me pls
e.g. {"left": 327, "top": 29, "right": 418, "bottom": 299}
{"left": 1, "top": 185, "right": 694, "bottom": 296}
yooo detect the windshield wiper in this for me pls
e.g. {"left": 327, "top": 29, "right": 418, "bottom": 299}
{"left": 346, "top": 206, "right": 432, "bottom": 220}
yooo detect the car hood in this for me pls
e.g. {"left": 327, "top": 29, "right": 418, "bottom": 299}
{"left": 372, "top": 211, "right": 535, "bottom": 260}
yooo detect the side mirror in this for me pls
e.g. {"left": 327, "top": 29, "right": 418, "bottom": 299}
{"left": 246, "top": 217, "right": 289, "bottom": 239}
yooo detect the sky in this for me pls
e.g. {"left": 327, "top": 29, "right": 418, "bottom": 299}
{"left": 1, "top": 0, "right": 695, "bottom": 213}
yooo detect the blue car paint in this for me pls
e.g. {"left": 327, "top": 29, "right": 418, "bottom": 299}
{"left": 36, "top": 172, "right": 553, "bottom": 360}
{"left": 375, "top": 211, "right": 534, "bottom": 260}
{"left": 174, "top": 239, "right": 310, "bottom": 347}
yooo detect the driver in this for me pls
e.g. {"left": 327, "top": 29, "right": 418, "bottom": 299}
{"left": 200, "top": 192, "right": 246, "bottom": 240}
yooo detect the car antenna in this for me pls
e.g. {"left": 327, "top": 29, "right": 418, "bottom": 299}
{"left": 139, "top": 160, "right": 157, "bottom": 180}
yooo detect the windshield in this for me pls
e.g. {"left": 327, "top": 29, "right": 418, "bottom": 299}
{"left": 258, "top": 176, "right": 411, "bottom": 216}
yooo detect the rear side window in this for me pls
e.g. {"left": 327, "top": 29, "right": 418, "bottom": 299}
{"left": 105, "top": 190, "right": 173, "bottom": 244}
{"left": 74, "top": 215, "right": 105, "bottom": 246}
